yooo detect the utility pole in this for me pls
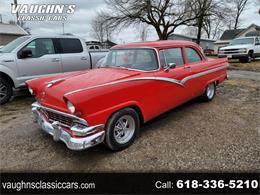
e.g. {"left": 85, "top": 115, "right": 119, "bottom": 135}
{"left": 62, "top": 23, "right": 65, "bottom": 34}
{"left": 13, "top": 0, "right": 20, "bottom": 26}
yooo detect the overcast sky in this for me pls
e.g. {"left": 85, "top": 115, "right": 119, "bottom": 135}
{"left": 0, "top": 0, "right": 260, "bottom": 43}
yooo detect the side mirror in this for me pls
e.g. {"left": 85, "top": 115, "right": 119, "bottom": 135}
{"left": 164, "top": 63, "right": 176, "bottom": 71}
{"left": 20, "top": 49, "right": 32, "bottom": 58}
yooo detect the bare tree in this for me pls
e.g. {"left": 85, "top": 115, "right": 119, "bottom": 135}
{"left": 138, "top": 23, "right": 150, "bottom": 41}
{"left": 90, "top": 15, "right": 113, "bottom": 43}
{"left": 231, "top": 0, "right": 249, "bottom": 29}
{"left": 188, "top": 0, "right": 228, "bottom": 44}
{"left": 99, "top": 0, "right": 199, "bottom": 40}
{"left": 202, "top": 15, "right": 226, "bottom": 40}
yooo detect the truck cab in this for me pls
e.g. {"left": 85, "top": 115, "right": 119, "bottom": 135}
{"left": 0, "top": 35, "right": 108, "bottom": 104}
{"left": 218, "top": 36, "right": 260, "bottom": 62}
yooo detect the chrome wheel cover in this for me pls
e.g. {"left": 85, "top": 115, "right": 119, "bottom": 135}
{"left": 206, "top": 84, "right": 215, "bottom": 99}
{"left": 0, "top": 82, "right": 8, "bottom": 101}
{"left": 113, "top": 115, "right": 135, "bottom": 144}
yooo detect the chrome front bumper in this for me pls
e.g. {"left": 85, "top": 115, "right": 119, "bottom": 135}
{"left": 32, "top": 102, "right": 105, "bottom": 150}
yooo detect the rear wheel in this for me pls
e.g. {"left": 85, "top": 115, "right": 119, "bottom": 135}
{"left": 200, "top": 83, "right": 216, "bottom": 102}
{"left": 105, "top": 108, "right": 140, "bottom": 151}
{"left": 0, "top": 78, "right": 13, "bottom": 105}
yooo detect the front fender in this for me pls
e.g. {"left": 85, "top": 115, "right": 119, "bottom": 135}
{"left": 0, "top": 64, "right": 19, "bottom": 87}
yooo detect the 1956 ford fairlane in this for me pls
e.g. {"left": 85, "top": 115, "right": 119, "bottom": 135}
{"left": 26, "top": 40, "right": 228, "bottom": 151}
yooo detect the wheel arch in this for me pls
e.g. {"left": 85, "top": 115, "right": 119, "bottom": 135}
{"left": 105, "top": 103, "right": 145, "bottom": 127}
{"left": 0, "top": 71, "right": 15, "bottom": 87}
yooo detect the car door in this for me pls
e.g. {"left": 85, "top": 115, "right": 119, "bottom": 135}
{"left": 16, "top": 38, "right": 62, "bottom": 83}
{"left": 59, "top": 38, "right": 91, "bottom": 72}
{"left": 183, "top": 47, "right": 207, "bottom": 97}
{"left": 153, "top": 47, "right": 192, "bottom": 113}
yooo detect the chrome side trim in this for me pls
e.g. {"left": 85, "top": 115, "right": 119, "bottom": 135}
{"left": 65, "top": 65, "right": 227, "bottom": 96}
{"left": 65, "top": 77, "right": 183, "bottom": 95}
{"left": 32, "top": 102, "right": 87, "bottom": 125}
{"left": 180, "top": 65, "right": 226, "bottom": 84}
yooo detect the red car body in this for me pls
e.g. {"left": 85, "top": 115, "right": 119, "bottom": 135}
{"left": 27, "top": 40, "right": 228, "bottom": 150}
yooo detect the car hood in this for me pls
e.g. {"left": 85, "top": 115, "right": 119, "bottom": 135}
{"left": 29, "top": 68, "right": 141, "bottom": 111}
{"left": 220, "top": 44, "right": 252, "bottom": 50}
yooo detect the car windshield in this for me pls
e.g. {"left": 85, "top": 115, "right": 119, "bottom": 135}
{"left": 100, "top": 48, "right": 159, "bottom": 71}
{"left": 0, "top": 36, "right": 30, "bottom": 53}
{"left": 230, "top": 38, "right": 254, "bottom": 45}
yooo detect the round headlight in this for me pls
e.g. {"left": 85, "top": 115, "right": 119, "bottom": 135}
{"left": 67, "top": 101, "right": 75, "bottom": 113}
{"left": 28, "top": 87, "right": 34, "bottom": 95}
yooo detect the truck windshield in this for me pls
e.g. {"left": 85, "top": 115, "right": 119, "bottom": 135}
{"left": 0, "top": 36, "right": 30, "bottom": 53}
{"left": 230, "top": 38, "right": 254, "bottom": 45}
{"left": 100, "top": 48, "right": 158, "bottom": 71}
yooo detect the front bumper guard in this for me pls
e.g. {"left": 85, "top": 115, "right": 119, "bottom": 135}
{"left": 32, "top": 103, "right": 105, "bottom": 150}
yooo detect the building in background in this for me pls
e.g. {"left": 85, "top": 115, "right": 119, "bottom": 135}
{"left": 0, "top": 23, "right": 28, "bottom": 46}
{"left": 168, "top": 33, "right": 216, "bottom": 51}
{"left": 214, "top": 24, "right": 260, "bottom": 54}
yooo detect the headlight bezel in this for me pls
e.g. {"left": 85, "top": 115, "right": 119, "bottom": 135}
{"left": 239, "top": 48, "right": 247, "bottom": 53}
{"left": 67, "top": 101, "right": 76, "bottom": 113}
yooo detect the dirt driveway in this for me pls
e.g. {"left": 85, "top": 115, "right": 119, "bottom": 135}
{"left": 0, "top": 71, "right": 259, "bottom": 172}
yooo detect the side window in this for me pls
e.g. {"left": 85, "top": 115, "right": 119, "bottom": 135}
{"left": 160, "top": 48, "right": 184, "bottom": 67}
{"left": 255, "top": 38, "right": 260, "bottom": 44}
{"left": 21, "top": 39, "right": 55, "bottom": 58}
{"left": 185, "top": 48, "right": 202, "bottom": 64}
{"left": 60, "top": 38, "right": 83, "bottom": 53}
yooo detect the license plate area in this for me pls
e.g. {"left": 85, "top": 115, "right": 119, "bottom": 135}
{"left": 227, "top": 55, "right": 232, "bottom": 58}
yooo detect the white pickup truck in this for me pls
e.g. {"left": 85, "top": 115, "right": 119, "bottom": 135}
{"left": 0, "top": 35, "right": 108, "bottom": 104}
{"left": 218, "top": 36, "right": 260, "bottom": 62}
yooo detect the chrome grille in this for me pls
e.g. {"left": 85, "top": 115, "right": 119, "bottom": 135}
{"left": 42, "top": 109, "right": 73, "bottom": 127}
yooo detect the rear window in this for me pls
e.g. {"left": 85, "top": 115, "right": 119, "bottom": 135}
{"left": 60, "top": 38, "right": 83, "bottom": 53}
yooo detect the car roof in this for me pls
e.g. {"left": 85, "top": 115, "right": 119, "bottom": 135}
{"left": 112, "top": 40, "right": 199, "bottom": 49}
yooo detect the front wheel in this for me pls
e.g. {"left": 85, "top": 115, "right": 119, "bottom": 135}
{"left": 0, "top": 78, "right": 13, "bottom": 105}
{"left": 200, "top": 83, "right": 216, "bottom": 102}
{"left": 105, "top": 108, "right": 140, "bottom": 151}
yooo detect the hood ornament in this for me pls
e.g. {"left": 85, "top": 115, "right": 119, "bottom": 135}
{"left": 46, "top": 78, "right": 65, "bottom": 88}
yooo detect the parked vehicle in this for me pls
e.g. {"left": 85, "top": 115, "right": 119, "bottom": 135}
{"left": 218, "top": 36, "right": 260, "bottom": 62}
{"left": 27, "top": 40, "right": 228, "bottom": 151}
{"left": 0, "top": 35, "right": 108, "bottom": 104}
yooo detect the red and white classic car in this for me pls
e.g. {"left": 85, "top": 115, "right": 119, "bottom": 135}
{"left": 26, "top": 40, "right": 228, "bottom": 151}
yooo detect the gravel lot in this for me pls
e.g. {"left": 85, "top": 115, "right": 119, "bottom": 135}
{"left": 0, "top": 71, "right": 259, "bottom": 172}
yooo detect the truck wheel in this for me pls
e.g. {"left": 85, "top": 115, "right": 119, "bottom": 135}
{"left": 201, "top": 83, "right": 216, "bottom": 102}
{"left": 240, "top": 51, "right": 253, "bottom": 63}
{"left": 0, "top": 78, "right": 13, "bottom": 105}
{"left": 105, "top": 108, "right": 140, "bottom": 151}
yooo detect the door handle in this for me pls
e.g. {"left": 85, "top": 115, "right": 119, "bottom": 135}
{"left": 81, "top": 57, "right": 88, "bottom": 60}
{"left": 184, "top": 66, "right": 191, "bottom": 69}
{"left": 52, "top": 58, "right": 60, "bottom": 62}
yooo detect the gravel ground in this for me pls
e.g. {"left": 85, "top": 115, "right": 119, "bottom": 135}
{"left": 0, "top": 71, "right": 259, "bottom": 172}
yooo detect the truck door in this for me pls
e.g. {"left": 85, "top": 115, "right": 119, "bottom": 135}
{"left": 254, "top": 37, "right": 260, "bottom": 57}
{"left": 16, "top": 38, "right": 62, "bottom": 83}
{"left": 59, "top": 38, "right": 91, "bottom": 72}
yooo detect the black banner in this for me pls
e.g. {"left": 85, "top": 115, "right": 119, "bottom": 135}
{"left": 0, "top": 173, "right": 259, "bottom": 194}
